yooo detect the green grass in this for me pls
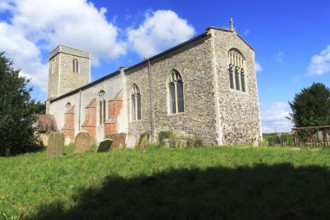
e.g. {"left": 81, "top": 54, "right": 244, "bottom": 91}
{"left": 1, "top": 146, "right": 330, "bottom": 219}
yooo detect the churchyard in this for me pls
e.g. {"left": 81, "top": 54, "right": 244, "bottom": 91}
{"left": 1, "top": 143, "right": 330, "bottom": 219}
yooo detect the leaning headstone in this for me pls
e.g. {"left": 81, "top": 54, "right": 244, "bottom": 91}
{"left": 47, "top": 132, "right": 64, "bottom": 158}
{"left": 138, "top": 133, "right": 150, "bottom": 148}
{"left": 74, "top": 132, "right": 92, "bottom": 153}
{"left": 96, "top": 139, "right": 113, "bottom": 152}
{"left": 105, "top": 133, "right": 126, "bottom": 150}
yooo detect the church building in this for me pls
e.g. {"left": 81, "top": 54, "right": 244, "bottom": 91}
{"left": 46, "top": 22, "right": 262, "bottom": 148}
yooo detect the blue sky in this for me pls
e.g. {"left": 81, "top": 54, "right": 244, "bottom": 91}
{"left": 0, "top": 0, "right": 329, "bottom": 133}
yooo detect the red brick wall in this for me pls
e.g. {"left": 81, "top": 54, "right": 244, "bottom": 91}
{"left": 62, "top": 106, "right": 75, "bottom": 141}
{"left": 105, "top": 94, "right": 123, "bottom": 136}
{"left": 82, "top": 98, "right": 97, "bottom": 140}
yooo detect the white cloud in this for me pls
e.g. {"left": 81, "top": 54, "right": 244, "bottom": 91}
{"left": 0, "top": 2, "right": 196, "bottom": 99}
{"left": 127, "top": 10, "right": 195, "bottom": 58}
{"left": 0, "top": 0, "right": 126, "bottom": 95}
{"left": 307, "top": 45, "right": 330, "bottom": 75}
{"left": 242, "top": 29, "right": 250, "bottom": 36}
{"left": 8, "top": 0, "right": 126, "bottom": 64}
{"left": 0, "top": 0, "right": 15, "bottom": 12}
{"left": 261, "top": 102, "right": 293, "bottom": 133}
{"left": 274, "top": 51, "right": 284, "bottom": 63}
{"left": 255, "top": 62, "right": 262, "bottom": 73}
{"left": 0, "top": 22, "right": 48, "bottom": 93}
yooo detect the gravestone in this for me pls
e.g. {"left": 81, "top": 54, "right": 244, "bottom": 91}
{"left": 105, "top": 133, "right": 126, "bottom": 150}
{"left": 252, "top": 140, "right": 259, "bottom": 147}
{"left": 161, "top": 138, "right": 171, "bottom": 148}
{"left": 253, "top": 136, "right": 260, "bottom": 147}
{"left": 74, "top": 132, "right": 92, "bottom": 153}
{"left": 47, "top": 132, "right": 64, "bottom": 158}
{"left": 96, "top": 139, "right": 113, "bottom": 152}
{"left": 138, "top": 133, "right": 150, "bottom": 148}
{"left": 176, "top": 139, "right": 187, "bottom": 149}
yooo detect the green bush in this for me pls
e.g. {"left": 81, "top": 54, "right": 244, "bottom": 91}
{"left": 158, "top": 131, "right": 173, "bottom": 143}
{"left": 194, "top": 138, "right": 203, "bottom": 147}
{"left": 185, "top": 138, "right": 204, "bottom": 148}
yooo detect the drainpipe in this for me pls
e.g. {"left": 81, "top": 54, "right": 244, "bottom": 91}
{"left": 78, "top": 89, "right": 82, "bottom": 131}
{"left": 145, "top": 57, "right": 154, "bottom": 141}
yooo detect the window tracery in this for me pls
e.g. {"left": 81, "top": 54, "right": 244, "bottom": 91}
{"left": 168, "top": 70, "right": 184, "bottom": 114}
{"left": 228, "top": 49, "right": 246, "bottom": 92}
{"left": 131, "top": 84, "right": 141, "bottom": 121}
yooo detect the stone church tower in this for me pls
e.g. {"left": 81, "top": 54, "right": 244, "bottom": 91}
{"left": 47, "top": 45, "right": 91, "bottom": 99}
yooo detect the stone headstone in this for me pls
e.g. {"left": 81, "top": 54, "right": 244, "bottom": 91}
{"left": 74, "top": 132, "right": 92, "bottom": 153}
{"left": 96, "top": 139, "right": 113, "bottom": 152}
{"left": 176, "top": 139, "right": 187, "bottom": 149}
{"left": 47, "top": 132, "right": 64, "bottom": 158}
{"left": 253, "top": 140, "right": 259, "bottom": 147}
{"left": 162, "top": 138, "right": 171, "bottom": 148}
{"left": 105, "top": 133, "right": 126, "bottom": 150}
{"left": 138, "top": 133, "right": 150, "bottom": 148}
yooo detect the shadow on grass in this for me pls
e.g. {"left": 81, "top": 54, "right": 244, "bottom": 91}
{"left": 31, "top": 163, "right": 330, "bottom": 220}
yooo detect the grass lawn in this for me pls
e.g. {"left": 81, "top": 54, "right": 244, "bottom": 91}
{"left": 1, "top": 145, "right": 330, "bottom": 219}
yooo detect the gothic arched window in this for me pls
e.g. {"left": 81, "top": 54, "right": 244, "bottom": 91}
{"left": 168, "top": 70, "right": 184, "bottom": 114}
{"left": 73, "top": 59, "right": 79, "bottom": 73}
{"left": 131, "top": 84, "right": 141, "bottom": 121}
{"left": 98, "top": 90, "right": 106, "bottom": 125}
{"left": 228, "top": 49, "right": 246, "bottom": 92}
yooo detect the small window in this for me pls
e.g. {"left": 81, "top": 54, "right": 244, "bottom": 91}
{"left": 73, "top": 59, "right": 79, "bottom": 73}
{"left": 98, "top": 91, "right": 106, "bottom": 125}
{"left": 241, "top": 71, "right": 246, "bottom": 92}
{"left": 229, "top": 67, "right": 234, "bottom": 89}
{"left": 66, "top": 102, "right": 72, "bottom": 110}
{"left": 168, "top": 70, "right": 184, "bottom": 114}
{"left": 169, "top": 82, "right": 176, "bottom": 113}
{"left": 131, "top": 84, "right": 141, "bottom": 121}
{"left": 235, "top": 69, "right": 240, "bottom": 91}
{"left": 177, "top": 81, "right": 184, "bottom": 113}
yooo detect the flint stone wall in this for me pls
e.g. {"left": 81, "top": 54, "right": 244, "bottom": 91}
{"left": 47, "top": 27, "right": 262, "bottom": 147}
{"left": 211, "top": 29, "right": 262, "bottom": 145}
{"left": 48, "top": 45, "right": 91, "bottom": 99}
{"left": 125, "top": 35, "right": 218, "bottom": 145}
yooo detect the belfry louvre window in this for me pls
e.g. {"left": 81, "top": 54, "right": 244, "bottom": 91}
{"left": 228, "top": 49, "right": 246, "bottom": 92}
{"left": 73, "top": 59, "right": 79, "bottom": 73}
{"left": 168, "top": 70, "right": 184, "bottom": 114}
{"left": 98, "top": 90, "right": 106, "bottom": 125}
{"left": 131, "top": 84, "right": 141, "bottom": 121}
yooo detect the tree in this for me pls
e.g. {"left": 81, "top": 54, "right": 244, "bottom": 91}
{"left": 31, "top": 101, "right": 46, "bottom": 115}
{"left": 0, "top": 52, "right": 41, "bottom": 156}
{"left": 288, "top": 82, "right": 330, "bottom": 128}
